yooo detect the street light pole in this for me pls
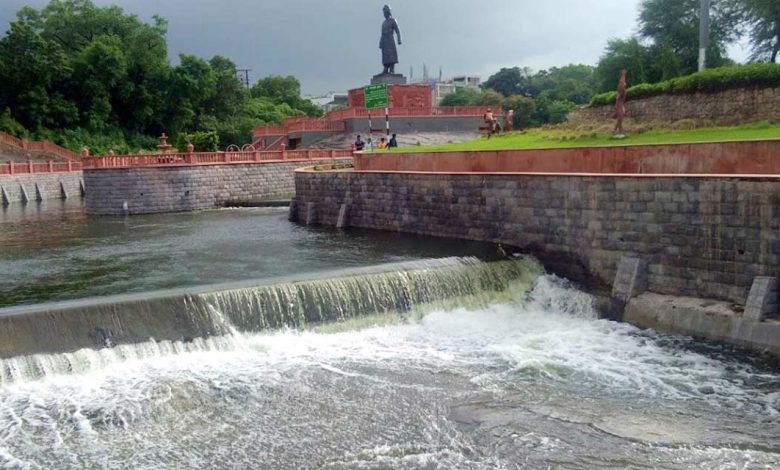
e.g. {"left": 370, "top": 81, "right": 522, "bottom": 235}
{"left": 698, "top": 0, "right": 711, "bottom": 72}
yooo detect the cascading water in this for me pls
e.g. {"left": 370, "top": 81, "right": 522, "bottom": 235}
{"left": 0, "top": 257, "right": 541, "bottom": 384}
{"left": 0, "top": 258, "right": 777, "bottom": 469}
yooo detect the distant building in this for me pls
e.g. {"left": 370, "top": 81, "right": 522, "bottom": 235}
{"left": 412, "top": 74, "right": 481, "bottom": 106}
{"left": 323, "top": 94, "right": 348, "bottom": 112}
{"left": 305, "top": 93, "right": 348, "bottom": 112}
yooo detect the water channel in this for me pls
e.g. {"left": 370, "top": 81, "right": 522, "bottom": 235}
{"left": 0, "top": 200, "right": 778, "bottom": 468}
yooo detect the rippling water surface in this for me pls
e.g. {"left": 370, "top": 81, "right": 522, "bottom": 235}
{"left": 0, "top": 200, "right": 496, "bottom": 307}
{"left": 1, "top": 201, "right": 778, "bottom": 468}
{"left": 0, "top": 277, "right": 777, "bottom": 469}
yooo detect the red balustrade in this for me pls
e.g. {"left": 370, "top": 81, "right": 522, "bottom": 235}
{"left": 0, "top": 131, "right": 23, "bottom": 148}
{"left": 252, "top": 106, "right": 491, "bottom": 138}
{"left": 0, "top": 131, "right": 80, "bottom": 161}
{"left": 252, "top": 126, "right": 287, "bottom": 137}
{"left": 1, "top": 160, "right": 81, "bottom": 176}
{"left": 83, "top": 149, "right": 354, "bottom": 170}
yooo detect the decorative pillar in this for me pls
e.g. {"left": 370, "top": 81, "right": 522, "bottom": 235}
{"left": 157, "top": 133, "right": 172, "bottom": 154}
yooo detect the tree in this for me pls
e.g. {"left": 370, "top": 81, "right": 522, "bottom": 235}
{"left": 439, "top": 87, "right": 482, "bottom": 106}
{"left": 477, "top": 90, "right": 505, "bottom": 106}
{"left": 165, "top": 54, "right": 217, "bottom": 134}
{"left": 0, "top": 22, "right": 71, "bottom": 130}
{"left": 594, "top": 38, "right": 654, "bottom": 93}
{"left": 250, "top": 75, "right": 321, "bottom": 118}
{"left": 743, "top": 0, "right": 780, "bottom": 62}
{"left": 72, "top": 34, "right": 128, "bottom": 130}
{"left": 482, "top": 67, "right": 535, "bottom": 97}
{"left": 529, "top": 64, "right": 596, "bottom": 104}
{"left": 502, "top": 95, "right": 535, "bottom": 129}
{"left": 638, "top": 0, "right": 743, "bottom": 74}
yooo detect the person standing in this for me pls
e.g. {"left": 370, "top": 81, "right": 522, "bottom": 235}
{"left": 354, "top": 135, "right": 365, "bottom": 151}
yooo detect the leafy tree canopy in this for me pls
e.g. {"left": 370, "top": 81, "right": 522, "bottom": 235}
{"left": 0, "top": 0, "right": 322, "bottom": 153}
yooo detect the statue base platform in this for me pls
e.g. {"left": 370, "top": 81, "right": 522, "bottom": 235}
{"left": 371, "top": 73, "right": 408, "bottom": 86}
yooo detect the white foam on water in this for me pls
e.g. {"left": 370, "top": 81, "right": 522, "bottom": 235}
{"left": 0, "top": 274, "right": 777, "bottom": 468}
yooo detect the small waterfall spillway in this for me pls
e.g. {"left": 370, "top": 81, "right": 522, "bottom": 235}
{"left": 0, "top": 257, "right": 778, "bottom": 468}
{"left": 0, "top": 257, "right": 541, "bottom": 384}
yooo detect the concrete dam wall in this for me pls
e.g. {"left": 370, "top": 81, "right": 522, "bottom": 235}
{"left": 1, "top": 172, "right": 83, "bottom": 205}
{"left": 84, "top": 158, "right": 351, "bottom": 215}
{"left": 293, "top": 168, "right": 780, "bottom": 354}
{"left": 0, "top": 258, "right": 536, "bottom": 370}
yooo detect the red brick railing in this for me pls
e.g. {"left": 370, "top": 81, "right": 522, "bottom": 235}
{"left": 252, "top": 106, "right": 491, "bottom": 138}
{"left": 325, "top": 106, "right": 493, "bottom": 120}
{"left": 286, "top": 120, "right": 346, "bottom": 133}
{"left": 0, "top": 130, "right": 80, "bottom": 161}
{"left": 0, "top": 130, "right": 24, "bottom": 148}
{"left": 25, "top": 140, "right": 80, "bottom": 161}
{"left": 83, "top": 149, "right": 353, "bottom": 170}
{"left": 1, "top": 160, "right": 82, "bottom": 176}
{"left": 252, "top": 126, "right": 287, "bottom": 137}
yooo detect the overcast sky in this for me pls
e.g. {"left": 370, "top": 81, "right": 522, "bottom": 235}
{"left": 1, "top": 0, "right": 751, "bottom": 95}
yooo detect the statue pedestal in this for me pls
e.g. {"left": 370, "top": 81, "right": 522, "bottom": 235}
{"left": 371, "top": 74, "right": 407, "bottom": 86}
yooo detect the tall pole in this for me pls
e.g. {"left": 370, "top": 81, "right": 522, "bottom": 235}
{"left": 698, "top": 0, "right": 711, "bottom": 72}
{"left": 237, "top": 68, "right": 252, "bottom": 89}
{"left": 367, "top": 111, "right": 373, "bottom": 151}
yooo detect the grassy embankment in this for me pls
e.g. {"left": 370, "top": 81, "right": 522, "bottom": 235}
{"left": 387, "top": 122, "right": 780, "bottom": 153}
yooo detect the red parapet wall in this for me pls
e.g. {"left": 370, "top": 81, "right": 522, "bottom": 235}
{"left": 348, "top": 84, "right": 432, "bottom": 109}
{"left": 1, "top": 160, "right": 82, "bottom": 176}
{"left": 253, "top": 106, "right": 493, "bottom": 137}
{"left": 85, "top": 149, "right": 354, "bottom": 170}
{"left": 354, "top": 140, "right": 780, "bottom": 176}
{"left": 0, "top": 131, "right": 79, "bottom": 161}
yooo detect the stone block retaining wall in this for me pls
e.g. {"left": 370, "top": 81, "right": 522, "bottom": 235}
{"left": 295, "top": 170, "right": 780, "bottom": 305}
{"left": 0, "top": 172, "right": 83, "bottom": 204}
{"left": 568, "top": 86, "right": 780, "bottom": 125}
{"left": 86, "top": 159, "right": 351, "bottom": 215}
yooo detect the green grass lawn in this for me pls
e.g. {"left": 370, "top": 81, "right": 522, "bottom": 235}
{"left": 389, "top": 122, "right": 780, "bottom": 153}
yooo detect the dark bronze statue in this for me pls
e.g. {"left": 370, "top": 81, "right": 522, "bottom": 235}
{"left": 380, "top": 5, "right": 402, "bottom": 74}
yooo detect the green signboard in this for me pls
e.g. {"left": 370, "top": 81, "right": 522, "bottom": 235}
{"left": 364, "top": 84, "right": 388, "bottom": 109}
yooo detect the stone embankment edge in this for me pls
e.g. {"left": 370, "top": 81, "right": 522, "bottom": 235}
{"left": 292, "top": 167, "right": 780, "bottom": 356}
{"left": 0, "top": 172, "right": 84, "bottom": 204}
{"left": 85, "top": 159, "right": 351, "bottom": 215}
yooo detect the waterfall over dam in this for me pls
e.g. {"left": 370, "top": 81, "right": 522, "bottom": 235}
{"left": 0, "top": 257, "right": 541, "bottom": 382}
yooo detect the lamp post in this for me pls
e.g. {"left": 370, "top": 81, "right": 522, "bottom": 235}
{"left": 698, "top": 0, "right": 711, "bottom": 71}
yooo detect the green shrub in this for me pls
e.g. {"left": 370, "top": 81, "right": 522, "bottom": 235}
{"left": 588, "top": 63, "right": 780, "bottom": 106}
{"left": 0, "top": 108, "right": 27, "bottom": 137}
{"left": 175, "top": 130, "right": 219, "bottom": 152}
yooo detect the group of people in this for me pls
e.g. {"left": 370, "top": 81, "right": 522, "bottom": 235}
{"left": 483, "top": 108, "right": 515, "bottom": 138}
{"left": 354, "top": 133, "right": 398, "bottom": 151}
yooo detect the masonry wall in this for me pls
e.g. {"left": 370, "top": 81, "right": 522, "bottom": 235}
{"left": 344, "top": 116, "right": 484, "bottom": 134}
{"left": 86, "top": 159, "right": 350, "bottom": 215}
{"left": 295, "top": 171, "right": 780, "bottom": 305}
{"left": 0, "top": 172, "right": 83, "bottom": 204}
{"left": 567, "top": 86, "right": 780, "bottom": 125}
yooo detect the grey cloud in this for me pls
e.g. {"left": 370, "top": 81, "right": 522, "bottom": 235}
{"left": 3, "top": 0, "right": 649, "bottom": 94}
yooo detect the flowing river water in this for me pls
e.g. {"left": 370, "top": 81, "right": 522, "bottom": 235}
{"left": 0, "top": 202, "right": 778, "bottom": 469}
